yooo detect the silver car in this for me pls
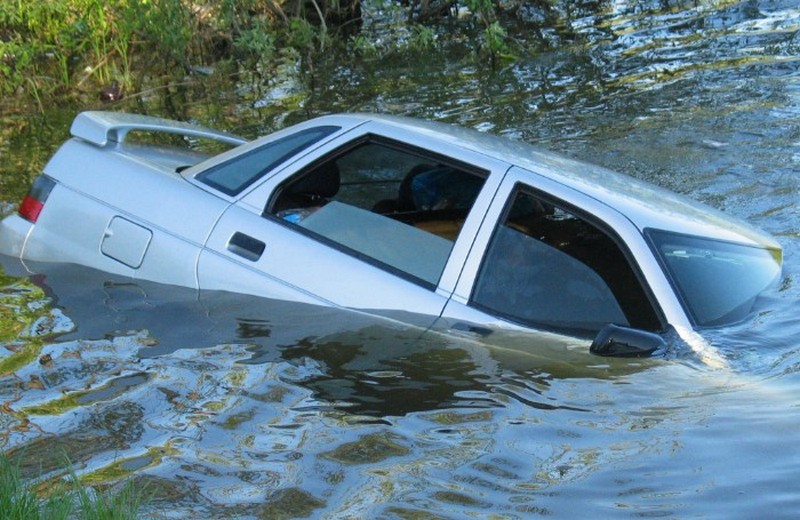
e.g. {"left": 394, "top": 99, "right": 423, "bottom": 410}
{"left": 0, "top": 111, "right": 783, "bottom": 358}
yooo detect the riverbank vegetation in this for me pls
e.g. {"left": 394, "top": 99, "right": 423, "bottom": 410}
{"left": 0, "top": 0, "right": 573, "bottom": 108}
{"left": 0, "top": 452, "right": 148, "bottom": 520}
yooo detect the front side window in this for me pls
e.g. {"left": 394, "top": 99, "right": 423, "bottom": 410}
{"left": 471, "top": 187, "right": 662, "bottom": 335}
{"left": 266, "top": 138, "right": 487, "bottom": 287}
{"left": 647, "top": 230, "right": 782, "bottom": 327}
{"left": 196, "top": 126, "right": 339, "bottom": 196}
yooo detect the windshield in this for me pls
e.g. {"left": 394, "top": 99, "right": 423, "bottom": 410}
{"left": 647, "top": 230, "right": 782, "bottom": 327}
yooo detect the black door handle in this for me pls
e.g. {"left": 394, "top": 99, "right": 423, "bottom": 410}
{"left": 227, "top": 232, "right": 265, "bottom": 261}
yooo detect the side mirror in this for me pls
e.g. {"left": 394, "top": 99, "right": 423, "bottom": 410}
{"left": 590, "top": 324, "right": 666, "bottom": 358}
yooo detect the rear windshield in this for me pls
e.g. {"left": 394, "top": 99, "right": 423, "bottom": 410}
{"left": 647, "top": 230, "right": 782, "bottom": 327}
{"left": 196, "top": 126, "right": 339, "bottom": 196}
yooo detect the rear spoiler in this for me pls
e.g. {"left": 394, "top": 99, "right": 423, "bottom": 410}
{"left": 70, "top": 111, "right": 248, "bottom": 148}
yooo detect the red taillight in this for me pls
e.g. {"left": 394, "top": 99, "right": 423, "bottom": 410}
{"left": 18, "top": 175, "right": 56, "bottom": 223}
{"left": 19, "top": 195, "right": 45, "bottom": 222}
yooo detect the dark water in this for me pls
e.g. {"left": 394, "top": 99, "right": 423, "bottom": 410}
{"left": 1, "top": 1, "right": 799, "bottom": 517}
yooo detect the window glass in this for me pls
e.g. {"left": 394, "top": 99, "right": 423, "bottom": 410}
{"left": 471, "top": 188, "right": 661, "bottom": 335}
{"left": 196, "top": 126, "right": 339, "bottom": 196}
{"left": 647, "top": 230, "right": 781, "bottom": 327}
{"left": 267, "top": 140, "right": 487, "bottom": 286}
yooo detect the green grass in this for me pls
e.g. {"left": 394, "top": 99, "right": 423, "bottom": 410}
{"left": 0, "top": 453, "right": 149, "bottom": 520}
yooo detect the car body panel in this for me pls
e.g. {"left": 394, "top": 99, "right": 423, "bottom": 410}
{"left": 14, "top": 135, "right": 233, "bottom": 287}
{"left": 200, "top": 204, "right": 452, "bottom": 326}
{"left": 0, "top": 214, "right": 30, "bottom": 258}
{"left": 43, "top": 139, "right": 227, "bottom": 247}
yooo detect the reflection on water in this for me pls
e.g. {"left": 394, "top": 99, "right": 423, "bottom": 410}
{"left": 1, "top": 0, "right": 799, "bottom": 517}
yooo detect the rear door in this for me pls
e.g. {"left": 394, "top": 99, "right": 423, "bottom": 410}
{"left": 198, "top": 122, "right": 509, "bottom": 327}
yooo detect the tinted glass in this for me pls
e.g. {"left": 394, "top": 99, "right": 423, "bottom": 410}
{"left": 648, "top": 230, "right": 782, "bottom": 327}
{"left": 471, "top": 188, "right": 662, "bottom": 335}
{"left": 196, "top": 126, "right": 338, "bottom": 195}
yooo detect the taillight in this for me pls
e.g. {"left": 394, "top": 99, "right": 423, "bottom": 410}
{"left": 19, "top": 175, "right": 56, "bottom": 223}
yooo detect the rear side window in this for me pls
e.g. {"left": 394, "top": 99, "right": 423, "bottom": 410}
{"left": 196, "top": 126, "right": 339, "bottom": 195}
{"left": 471, "top": 186, "right": 662, "bottom": 336}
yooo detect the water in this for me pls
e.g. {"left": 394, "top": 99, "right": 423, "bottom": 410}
{"left": 1, "top": 1, "right": 799, "bottom": 517}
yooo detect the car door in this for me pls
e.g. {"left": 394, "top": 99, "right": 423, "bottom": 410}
{"left": 437, "top": 166, "right": 666, "bottom": 339}
{"left": 197, "top": 122, "right": 510, "bottom": 327}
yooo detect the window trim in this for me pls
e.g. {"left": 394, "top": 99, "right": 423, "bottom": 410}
{"left": 468, "top": 182, "right": 667, "bottom": 335}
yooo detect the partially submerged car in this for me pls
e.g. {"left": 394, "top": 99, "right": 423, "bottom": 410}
{"left": 0, "top": 111, "right": 783, "bottom": 358}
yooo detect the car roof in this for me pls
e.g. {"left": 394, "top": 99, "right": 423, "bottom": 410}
{"left": 313, "top": 113, "right": 779, "bottom": 250}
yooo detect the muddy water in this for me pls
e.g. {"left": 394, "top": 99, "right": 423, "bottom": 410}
{"left": 1, "top": 1, "right": 799, "bottom": 517}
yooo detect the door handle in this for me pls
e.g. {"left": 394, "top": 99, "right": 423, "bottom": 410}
{"left": 227, "top": 232, "right": 265, "bottom": 262}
